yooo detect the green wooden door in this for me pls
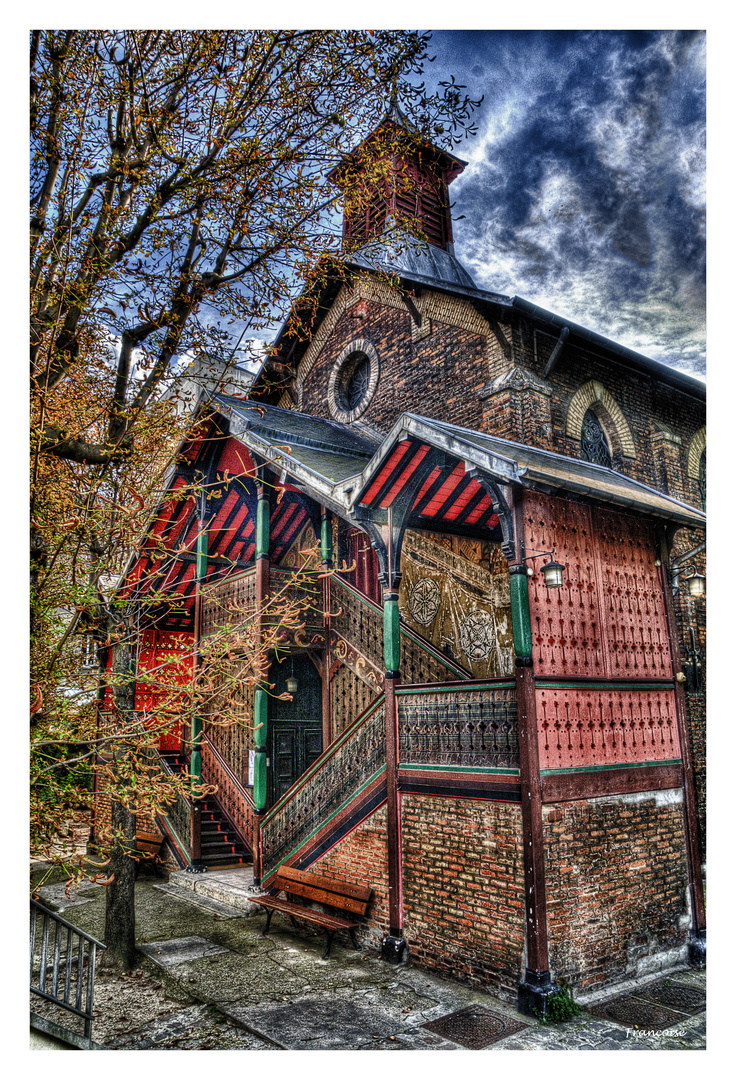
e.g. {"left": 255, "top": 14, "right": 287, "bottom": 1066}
{"left": 269, "top": 654, "right": 323, "bottom": 803}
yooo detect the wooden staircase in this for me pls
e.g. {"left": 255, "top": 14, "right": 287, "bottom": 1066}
{"left": 161, "top": 754, "right": 251, "bottom": 868}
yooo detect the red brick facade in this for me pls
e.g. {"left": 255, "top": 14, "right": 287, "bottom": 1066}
{"left": 543, "top": 792, "right": 690, "bottom": 991}
{"left": 401, "top": 795, "right": 525, "bottom": 998}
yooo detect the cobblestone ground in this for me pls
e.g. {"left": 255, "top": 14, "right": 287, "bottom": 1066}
{"left": 31, "top": 866, "right": 706, "bottom": 1051}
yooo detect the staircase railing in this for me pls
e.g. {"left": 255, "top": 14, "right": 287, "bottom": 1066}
{"left": 260, "top": 693, "right": 386, "bottom": 878}
{"left": 155, "top": 750, "right": 193, "bottom": 863}
{"left": 330, "top": 575, "right": 471, "bottom": 684}
{"left": 201, "top": 731, "right": 255, "bottom": 854}
{"left": 30, "top": 900, "right": 105, "bottom": 1041}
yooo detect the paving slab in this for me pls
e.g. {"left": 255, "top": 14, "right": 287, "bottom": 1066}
{"left": 226, "top": 994, "right": 416, "bottom": 1050}
{"left": 138, "top": 936, "right": 230, "bottom": 966}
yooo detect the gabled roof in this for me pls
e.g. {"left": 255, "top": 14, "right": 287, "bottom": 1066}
{"left": 214, "top": 400, "right": 706, "bottom": 532}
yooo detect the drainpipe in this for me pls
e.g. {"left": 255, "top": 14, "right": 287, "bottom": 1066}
{"left": 657, "top": 530, "right": 706, "bottom": 965}
{"left": 542, "top": 326, "right": 569, "bottom": 379}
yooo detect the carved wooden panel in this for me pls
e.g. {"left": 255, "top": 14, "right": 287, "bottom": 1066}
{"left": 536, "top": 685, "right": 681, "bottom": 770}
{"left": 595, "top": 509, "right": 672, "bottom": 678}
{"left": 524, "top": 494, "right": 672, "bottom": 680}
{"left": 201, "top": 569, "right": 257, "bottom": 638}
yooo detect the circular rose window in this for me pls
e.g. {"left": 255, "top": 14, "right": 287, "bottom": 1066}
{"left": 327, "top": 339, "right": 380, "bottom": 423}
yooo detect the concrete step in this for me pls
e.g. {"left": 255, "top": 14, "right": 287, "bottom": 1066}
{"left": 168, "top": 866, "right": 262, "bottom": 916}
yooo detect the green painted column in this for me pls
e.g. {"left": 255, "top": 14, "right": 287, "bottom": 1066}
{"left": 383, "top": 596, "right": 401, "bottom": 673}
{"left": 256, "top": 494, "right": 270, "bottom": 558}
{"left": 253, "top": 487, "right": 271, "bottom": 814}
{"left": 320, "top": 512, "right": 333, "bottom": 566}
{"left": 253, "top": 684, "right": 268, "bottom": 811}
{"left": 509, "top": 567, "right": 533, "bottom": 660}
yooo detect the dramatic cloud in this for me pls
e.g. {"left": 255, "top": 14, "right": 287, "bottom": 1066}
{"left": 428, "top": 30, "right": 706, "bottom": 379}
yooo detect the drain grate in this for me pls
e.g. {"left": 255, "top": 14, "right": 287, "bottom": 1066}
{"left": 635, "top": 980, "right": 705, "bottom": 1016}
{"left": 422, "top": 1005, "right": 528, "bottom": 1049}
{"left": 590, "top": 995, "right": 690, "bottom": 1031}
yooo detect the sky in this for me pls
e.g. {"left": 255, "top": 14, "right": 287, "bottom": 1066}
{"left": 421, "top": 29, "right": 706, "bottom": 380}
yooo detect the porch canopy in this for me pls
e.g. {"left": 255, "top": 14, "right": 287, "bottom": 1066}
{"left": 124, "top": 398, "right": 704, "bottom": 631}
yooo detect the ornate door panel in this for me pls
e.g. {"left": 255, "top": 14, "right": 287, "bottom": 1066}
{"left": 271, "top": 722, "right": 323, "bottom": 802}
{"left": 524, "top": 495, "right": 607, "bottom": 677}
{"left": 524, "top": 494, "right": 672, "bottom": 680}
{"left": 595, "top": 509, "right": 672, "bottom": 678}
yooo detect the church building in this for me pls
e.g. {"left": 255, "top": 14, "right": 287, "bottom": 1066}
{"left": 96, "top": 107, "right": 706, "bottom": 1013}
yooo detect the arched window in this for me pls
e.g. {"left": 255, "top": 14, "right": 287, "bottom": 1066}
{"left": 686, "top": 427, "right": 706, "bottom": 511}
{"left": 698, "top": 449, "right": 706, "bottom": 510}
{"left": 566, "top": 380, "right": 635, "bottom": 463}
{"left": 581, "top": 408, "right": 612, "bottom": 467}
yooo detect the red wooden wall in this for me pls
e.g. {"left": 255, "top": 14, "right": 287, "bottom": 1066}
{"left": 524, "top": 493, "right": 680, "bottom": 770}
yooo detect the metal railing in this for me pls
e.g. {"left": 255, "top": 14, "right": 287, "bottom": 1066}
{"left": 30, "top": 900, "right": 105, "bottom": 1040}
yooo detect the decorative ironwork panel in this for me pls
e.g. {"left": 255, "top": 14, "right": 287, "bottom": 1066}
{"left": 204, "top": 675, "right": 255, "bottom": 772}
{"left": 398, "top": 684, "right": 519, "bottom": 768}
{"left": 536, "top": 685, "right": 681, "bottom": 770}
{"left": 329, "top": 655, "right": 380, "bottom": 738}
{"left": 260, "top": 699, "right": 385, "bottom": 876}
{"left": 201, "top": 735, "right": 254, "bottom": 848}
{"left": 201, "top": 569, "right": 256, "bottom": 637}
{"left": 524, "top": 494, "right": 672, "bottom": 680}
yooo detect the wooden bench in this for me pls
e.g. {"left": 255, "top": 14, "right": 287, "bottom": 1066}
{"left": 253, "top": 866, "right": 373, "bottom": 959}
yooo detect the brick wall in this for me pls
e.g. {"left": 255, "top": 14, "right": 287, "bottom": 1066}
{"left": 296, "top": 294, "right": 491, "bottom": 435}
{"left": 310, "top": 794, "right": 525, "bottom": 995}
{"left": 312, "top": 803, "right": 391, "bottom": 952}
{"left": 401, "top": 795, "right": 525, "bottom": 998}
{"left": 543, "top": 790, "right": 690, "bottom": 992}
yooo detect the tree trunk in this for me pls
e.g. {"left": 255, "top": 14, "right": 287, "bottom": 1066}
{"left": 101, "top": 607, "right": 138, "bottom": 972}
{"left": 103, "top": 799, "right": 137, "bottom": 971}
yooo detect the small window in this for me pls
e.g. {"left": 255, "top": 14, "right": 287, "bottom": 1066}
{"left": 581, "top": 408, "right": 612, "bottom": 468}
{"left": 341, "top": 354, "right": 371, "bottom": 413}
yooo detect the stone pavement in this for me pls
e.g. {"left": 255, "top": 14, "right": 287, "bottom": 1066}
{"left": 32, "top": 864, "right": 706, "bottom": 1051}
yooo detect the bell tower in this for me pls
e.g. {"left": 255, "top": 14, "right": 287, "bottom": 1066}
{"left": 329, "top": 103, "right": 467, "bottom": 254}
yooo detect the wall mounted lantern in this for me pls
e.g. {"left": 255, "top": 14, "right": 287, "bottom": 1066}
{"left": 687, "top": 572, "right": 706, "bottom": 598}
{"left": 286, "top": 655, "right": 299, "bottom": 695}
{"left": 541, "top": 559, "right": 565, "bottom": 589}
{"left": 523, "top": 550, "right": 566, "bottom": 588}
